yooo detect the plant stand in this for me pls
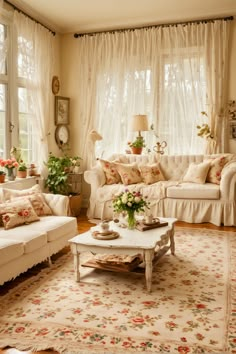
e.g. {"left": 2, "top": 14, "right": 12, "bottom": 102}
{"left": 69, "top": 194, "right": 82, "bottom": 216}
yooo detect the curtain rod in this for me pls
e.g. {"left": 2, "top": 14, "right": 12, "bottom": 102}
{"left": 74, "top": 15, "right": 234, "bottom": 38}
{"left": 4, "top": 0, "right": 56, "bottom": 36}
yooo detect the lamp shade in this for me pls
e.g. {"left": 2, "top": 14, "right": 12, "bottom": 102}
{"left": 130, "top": 114, "right": 149, "bottom": 132}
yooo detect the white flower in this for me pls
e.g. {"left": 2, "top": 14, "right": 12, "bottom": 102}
{"left": 134, "top": 196, "right": 141, "bottom": 203}
{"left": 127, "top": 202, "right": 132, "bottom": 207}
{"left": 122, "top": 195, "right": 128, "bottom": 204}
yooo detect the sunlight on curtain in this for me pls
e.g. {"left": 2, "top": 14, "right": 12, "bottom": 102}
{"left": 76, "top": 20, "right": 231, "bottom": 168}
{"left": 13, "top": 12, "right": 55, "bottom": 176}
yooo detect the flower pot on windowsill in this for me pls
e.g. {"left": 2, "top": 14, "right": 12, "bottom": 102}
{"left": 131, "top": 147, "right": 142, "bottom": 155}
{"left": 0, "top": 173, "right": 6, "bottom": 183}
{"left": 17, "top": 170, "right": 27, "bottom": 178}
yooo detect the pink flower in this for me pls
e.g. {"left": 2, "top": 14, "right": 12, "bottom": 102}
{"left": 15, "top": 327, "right": 25, "bottom": 333}
{"left": 131, "top": 317, "right": 145, "bottom": 324}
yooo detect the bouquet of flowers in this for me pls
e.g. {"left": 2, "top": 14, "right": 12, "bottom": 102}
{"left": 112, "top": 189, "right": 149, "bottom": 229}
{"left": 0, "top": 158, "right": 19, "bottom": 170}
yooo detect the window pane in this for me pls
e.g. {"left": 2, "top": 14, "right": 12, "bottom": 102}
{"left": 0, "top": 84, "right": 6, "bottom": 158}
{"left": 18, "top": 36, "right": 34, "bottom": 79}
{"left": 0, "top": 23, "right": 7, "bottom": 75}
{"left": 18, "top": 87, "right": 38, "bottom": 163}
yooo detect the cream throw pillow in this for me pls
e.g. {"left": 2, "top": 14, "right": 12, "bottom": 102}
{"left": 139, "top": 163, "right": 165, "bottom": 185}
{"left": 99, "top": 159, "right": 121, "bottom": 185}
{"left": 183, "top": 161, "right": 211, "bottom": 184}
{"left": 115, "top": 162, "right": 142, "bottom": 185}
{"left": 2, "top": 184, "right": 41, "bottom": 201}
{"left": 11, "top": 193, "right": 52, "bottom": 216}
{"left": 0, "top": 199, "right": 39, "bottom": 230}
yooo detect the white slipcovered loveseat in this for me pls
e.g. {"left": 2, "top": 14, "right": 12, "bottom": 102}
{"left": 0, "top": 184, "right": 78, "bottom": 286}
{"left": 84, "top": 153, "right": 236, "bottom": 226}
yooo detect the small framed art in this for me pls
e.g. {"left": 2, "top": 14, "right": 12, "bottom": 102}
{"left": 229, "top": 120, "right": 236, "bottom": 139}
{"left": 55, "top": 96, "right": 70, "bottom": 125}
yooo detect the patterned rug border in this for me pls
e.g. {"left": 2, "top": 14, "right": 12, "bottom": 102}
{"left": 0, "top": 227, "right": 235, "bottom": 354}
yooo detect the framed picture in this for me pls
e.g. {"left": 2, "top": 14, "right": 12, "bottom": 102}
{"left": 229, "top": 120, "right": 236, "bottom": 139}
{"left": 55, "top": 96, "right": 70, "bottom": 125}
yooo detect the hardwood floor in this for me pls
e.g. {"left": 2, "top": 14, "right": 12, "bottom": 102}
{"left": 0, "top": 208, "right": 235, "bottom": 354}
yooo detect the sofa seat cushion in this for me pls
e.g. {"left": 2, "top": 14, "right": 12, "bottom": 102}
{"left": 35, "top": 216, "right": 77, "bottom": 242}
{"left": 0, "top": 238, "right": 24, "bottom": 266}
{"left": 0, "top": 227, "right": 47, "bottom": 254}
{"left": 166, "top": 182, "right": 220, "bottom": 199}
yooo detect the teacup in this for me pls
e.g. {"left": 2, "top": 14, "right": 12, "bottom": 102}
{"left": 100, "top": 220, "right": 110, "bottom": 232}
{"left": 145, "top": 215, "right": 153, "bottom": 224}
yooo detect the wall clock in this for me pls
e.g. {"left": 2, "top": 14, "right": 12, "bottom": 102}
{"left": 52, "top": 76, "right": 60, "bottom": 95}
{"left": 55, "top": 124, "right": 70, "bottom": 147}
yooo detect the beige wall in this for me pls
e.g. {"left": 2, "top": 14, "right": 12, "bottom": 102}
{"left": 60, "top": 21, "right": 236, "bottom": 157}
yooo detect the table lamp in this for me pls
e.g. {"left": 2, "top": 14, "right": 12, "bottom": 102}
{"left": 130, "top": 114, "right": 149, "bottom": 138}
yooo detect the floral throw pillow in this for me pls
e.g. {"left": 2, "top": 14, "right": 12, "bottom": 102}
{"left": 139, "top": 163, "right": 165, "bottom": 184}
{"left": 11, "top": 193, "right": 52, "bottom": 216}
{"left": 99, "top": 159, "right": 121, "bottom": 185}
{"left": 115, "top": 163, "right": 142, "bottom": 185}
{"left": 205, "top": 156, "right": 227, "bottom": 184}
{"left": 183, "top": 161, "right": 211, "bottom": 184}
{"left": 0, "top": 199, "right": 39, "bottom": 230}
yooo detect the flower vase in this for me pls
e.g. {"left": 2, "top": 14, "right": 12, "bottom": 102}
{"left": 7, "top": 168, "right": 15, "bottom": 181}
{"left": 127, "top": 210, "right": 136, "bottom": 230}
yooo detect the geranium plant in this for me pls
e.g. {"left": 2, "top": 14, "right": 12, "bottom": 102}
{"left": 128, "top": 136, "right": 146, "bottom": 148}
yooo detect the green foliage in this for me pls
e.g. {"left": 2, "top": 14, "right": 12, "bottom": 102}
{"left": 128, "top": 136, "right": 146, "bottom": 148}
{"left": 196, "top": 111, "right": 214, "bottom": 140}
{"left": 44, "top": 153, "right": 72, "bottom": 195}
{"left": 18, "top": 161, "right": 27, "bottom": 171}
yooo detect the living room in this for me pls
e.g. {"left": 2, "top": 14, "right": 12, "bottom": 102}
{"left": 0, "top": 0, "right": 236, "bottom": 353}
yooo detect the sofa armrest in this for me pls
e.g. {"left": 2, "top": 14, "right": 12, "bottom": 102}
{"left": 84, "top": 165, "right": 105, "bottom": 189}
{"left": 43, "top": 193, "right": 70, "bottom": 216}
{"left": 220, "top": 162, "right": 236, "bottom": 200}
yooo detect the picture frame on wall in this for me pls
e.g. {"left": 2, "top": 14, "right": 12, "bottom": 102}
{"left": 229, "top": 120, "right": 236, "bottom": 139}
{"left": 55, "top": 96, "right": 70, "bottom": 125}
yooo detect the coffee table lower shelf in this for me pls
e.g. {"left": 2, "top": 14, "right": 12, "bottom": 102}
{"left": 81, "top": 245, "right": 170, "bottom": 273}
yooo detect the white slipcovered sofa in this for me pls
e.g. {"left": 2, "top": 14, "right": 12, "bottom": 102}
{"left": 84, "top": 153, "right": 236, "bottom": 226}
{"left": 0, "top": 184, "right": 78, "bottom": 286}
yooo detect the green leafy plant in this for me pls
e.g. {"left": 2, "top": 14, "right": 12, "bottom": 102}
{"left": 0, "top": 170, "right": 6, "bottom": 175}
{"left": 128, "top": 136, "right": 146, "bottom": 148}
{"left": 18, "top": 161, "right": 27, "bottom": 171}
{"left": 44, "top": 153, "right": 82, "bottom": 195}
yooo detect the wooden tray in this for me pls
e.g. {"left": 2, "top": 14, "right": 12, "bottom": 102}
{"left": 136, "top": 221, "right": 168, "bottom": 232}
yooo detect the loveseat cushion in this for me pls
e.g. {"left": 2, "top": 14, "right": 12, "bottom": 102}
{"left": 115, "top": 162, "right": 142, "bottom": 185}
{"left": 205, "top": 155, "right": 227, "bottom": 184}
{"left": 166, "top": 182, "right": 220, "bottom": 199}
{"left": 139, "top": 163, "right": 165, "bottom": 184}
{"left": 0, "top": 238, "right": 24, "bottom": 266}
{"left": 34, "top": 216, "right": 77, "bottom": 242}
{"left": 183, "top": 161, "right": 211, "bottom": 184}
{"left": 99, "top": 159, "right": 121, "bottom": 185}
{"left": 2, "top": 184, "right": 41, "bottom": 201}
{"left": 0, "top": 227, "right": 47, "bottom": 254}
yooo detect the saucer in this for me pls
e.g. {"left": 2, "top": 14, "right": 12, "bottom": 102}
{"left": 92, "top": 230, "right": 120, "bottom": 240}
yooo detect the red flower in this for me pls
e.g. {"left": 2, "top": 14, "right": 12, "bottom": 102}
{"left": 15, "top": 327, "right": 25, "bottom": 333}
{"left": 131, "top": 317, "right": 145, "bottom": 323}
{"left": 181, "top": 337, "right": 187, "bottom": 342}
{"left": 196, "top": 304, "right": 206, "bottom": 309}
{"left": 178, "top": 346, "right": 190, "bottom": 353}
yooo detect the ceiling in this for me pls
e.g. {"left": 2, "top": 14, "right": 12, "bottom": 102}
{"left": 6, "top": 0, "right": 236, "bottom": 34}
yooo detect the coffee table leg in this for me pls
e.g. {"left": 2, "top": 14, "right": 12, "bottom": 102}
{"left": 73, "top": 253, "right": 80, "bottom": 282}
{"left": 144, "top": 250, "right": 154, "bottom": 292}
{"left": 170, "top": 229, "right": 175, "bottom": 255}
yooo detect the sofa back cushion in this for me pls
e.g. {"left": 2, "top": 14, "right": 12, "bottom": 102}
{"left": 182, "top": 161, "right": 211, "bottom": 184}
{"left": 139, "top": 163, "right": 165, "bottom": 184}
{"left": 99, "top": 159, "right": 121, "bottom": 185}
{"left": 115, "top": 162, "right": 142, "bottom": 185}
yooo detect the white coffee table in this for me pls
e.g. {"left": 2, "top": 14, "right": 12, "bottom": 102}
{"left": 69, "top": 217, "right": 177, "bottom": 292}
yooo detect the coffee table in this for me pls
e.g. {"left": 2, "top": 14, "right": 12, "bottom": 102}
{"left": 69, "top": 217, "right": 177, "bottom": 292}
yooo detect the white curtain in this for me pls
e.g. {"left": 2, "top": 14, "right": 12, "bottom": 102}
{"left": 76, "top": 19, "right": 231, "bottom": 168}
{"left": 13, "top": 12, "right": 55, "bottom": 177}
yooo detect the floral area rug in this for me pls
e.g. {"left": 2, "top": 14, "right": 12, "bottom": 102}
{"left": 0, "top": 227, "right": 235, "bottom": 354}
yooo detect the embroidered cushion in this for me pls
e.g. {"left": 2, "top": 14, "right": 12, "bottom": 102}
{"left": 115, "top": 163, "right": 142, "bottom": 185}
{"left": 183, "top": 161, "right": 211, "bottom": 184}
{"left": 205, "top": 156, "right": 227, "bottom": 184}
{"left": 99, "top": 159, "right": 121, "bottom": 185}
{"left": 11, "top": 193, "right": 52, "bottom": 216}
{"left": 0, "top": 199, "right": 39, "bottom": 230}
{"left": 139, "top": 163, "right": 165, "bottom": 184}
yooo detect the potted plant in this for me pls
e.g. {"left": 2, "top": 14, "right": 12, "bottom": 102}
{"left": 44, "top": 153, "right": 83, "bottom": 216}
{"left": 128, "top": 136, "right": 146, "bottom": 154}
{"left": 17, "top": 161, "right": 27, "bottom": 178}
{"left": 0, "top": 170, "right": 6, "bottom": 183}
